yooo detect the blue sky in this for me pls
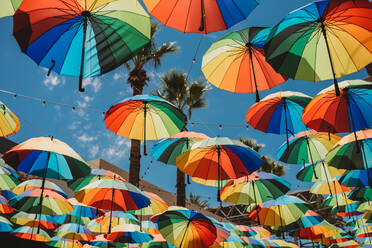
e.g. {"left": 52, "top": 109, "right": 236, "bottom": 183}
{"left": 0, "top": 0, "right": 368, "bottom": 207}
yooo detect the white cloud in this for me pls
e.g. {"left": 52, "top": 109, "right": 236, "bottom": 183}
{"left": 89, "top": 144, "right": 99, "bottom": 158}
{"left": 68, "top": 120, "right": 81, "bottom": 130}
{"left": 43, "top": 74, "right": 65, "bottom": 90}
{"left": 77, "top": 133, "right": 96, "bottom": 143}
{"left": 102, "top": 137, "right": 131, "bottom": 161}
{"left": 83, "top": 78, "right": 102, "bottom": 93}
{"left": 113, "top": 73, "right": 124, "bottom": 81}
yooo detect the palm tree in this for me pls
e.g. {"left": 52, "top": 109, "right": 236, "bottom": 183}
{"left": 366, "top": 63, "right": 372, "bottom": 81}
{"left": 239, "top": 137, "right": 285, "bottom": 176}
{"left": 189, "top": 193, "right": 210, "bottom": 209}
{"left": 155, "top": 70, "right": 208, "bottom": 206}
{"left": 126, "top": 23, "right": 178, "bottom": 187}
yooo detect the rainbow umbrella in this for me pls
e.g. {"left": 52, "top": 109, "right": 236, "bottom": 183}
{"left": 9, "top": 188, "right": 73, "bottom": 215}
{"left": 69, "top": 169, "right": 126, "bottom": 191}
{"left": 12, "top": 179, "right": 67, "bottom": 197}
{"left": 142, "top": 240, "right": 176, "bottom": 248}
{"left": 91, "top": 212, "right": 139, "bottom": 234}
{"left": 205, "top": 219, "right": 230, "bottom": 247}
{"left": 53, "top": 198, "right": 98, "bottom": 225}
{"left": 349, "top": 187, "right": 372, "bottom": 201}
{"left": 0, "top": 101, "right": 20, "bottom": 137}
{"left": 201, "top": 27, "right": 286, "bottom": 102}
{"left": 48, "top": 237, "right": 83, "bottom": 248}
{"left": 310, "top": 180, "right": 353, "bottom": 195}
{"left": 296, "top": 161, "right": 342, "bottom": 182}
{"left": 11, "top": 226, "right": 51, "bottom": 242}
{"left": 247, "top": 195, "right": 309, "bottom": 228}
{"left": 0, "top": 158, "right": 18, "bottom": 179}
{"left": 10, "top": 212, "right": 58, "bottom": 229}
{"left": 220, "top": 172, "right": 290, "bottom": 225}
{"left": 329, "top": 240, "right": 361, "bottom": 248}
{"left": 140, "top": 221, "right": 160, "bottom": 236}
{"left": 152, "top": 131, "right": 209, "bottom": 165}
{"left": 153, "top": 209, "right": 217, "bottom": 248}
{"left": 104, "top": 94, "right": 186, "bottom": 155}
{"left": 302, "top": 81, "right": 372, "bottom": 137}
{"left": 211, "top": 232, "right": 246, "bottom": 248}
{"left": 0, "top": 0, "right": 21, "bottom": 18}
{"left": 235, "top": 225, "right": 257, "bottom": 237}
{"left": 176, "top": 137, "right": 262, "bottom": 201}
{"left": 128, "top": 191, "right": 168, "bottom": 216}
{"left": 0, "top": 174, "right": 18, "bottom": 191}
{"left": 324, "top": 193, "right": 357, "bottom": 207}
{"left": 75, "top": 178, "right": 150, "bottom": 233}
{"left": 245, "top": 91, "right": 311, "bottom": 147}
{"left": 142, "top": 0, "right": 258, "bottom": 34}
{"left": 264, "top": 0, "right": 372, "bottom": 95}
{"left": 55, "top": 223, "right": 94, "bottom": 241}
{"left": 241, "top": 237, "right": 265, "bottom": 248}
{"left": 105, "top": 224, "right": 152, "bottom": 244}
{"left": 249, "top": 226, "right": 271, "bottom": 238}
{"left": 340, "top": 169, "right": 372, "bottom": 187}
{"left": 13, "top": 0, "right": 150, "bottom": 92}
{"left": 0, "top": 216, "right": 13, "bottom": 232}
{"left": 0, "top": 194, "right": 13, "bottom": 213}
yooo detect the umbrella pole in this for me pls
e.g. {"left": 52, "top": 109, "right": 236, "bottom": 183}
{"left": 277, "top": 205, "right": 285, "bottom": 239}
{"left": 305, "top": 136, "right": 318, "bottom": 179}
{"left": 37, "top": 151, "right": 50, "bottom": 233}
{"left": 108, "top": 176, "right": 116, "bottom": 234}
{"left": 346, "top": 95, "right": 361, "bottom": 153}
{"left": 143, "top": 103, "right": 147, "bottom": 156}
{"left": 217, "top": 146, "right": 221, "bottom": 203}
{"left": 361, "top": 142, "right": 372, "bottom": 186}
{"left": 283, "top": 99, "right": 290, "bottom": 148}
{"left": 179, "top": 220, "right": 191, "bottom": 248}
{"left": 320, "top": 18, "right": 340, "bottom": 96}
{"left": 78, "top": 14, "right": 88, "bottom": 92}
{"left": 252, "top": 181, "right": 261, "bottom": 225}
{"left": 198, "top": 0, "right": 205, "bottom": 32}
{"left": 247, "top": 45, "right": 260, "bottom": 102}
{"left": 321, "top": 161, "right": 334, "bottom": 199}
{"left": 332, "top": 180, "right": 340, "bottom": 209}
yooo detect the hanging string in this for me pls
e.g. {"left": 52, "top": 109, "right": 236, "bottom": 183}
{"left": 186, "top": 35, "right": 204, "bottom": 81}
{"left": 16, "top": 113, "right": 49, "bottom": 137}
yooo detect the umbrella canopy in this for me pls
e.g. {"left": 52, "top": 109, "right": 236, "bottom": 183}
{"left": 324, "top": 193, "right": 357, "bottom": 207}
{"left": 176, "top": 137, "right": 262, "bottom": 201}
{"left": 201, "top": 27, "right": 286, "bottom": 101}
{"left": 0, "top": 194, "right": 13, "bottom": 214}
{"left": 0, "top": 158, "right": 18, "bottom": 178}
{"left": 0, "top": 0, "right": 21, "bottom": 18}
{"left": 48, "top": 237, "right": 83, "bottom": 248}
{"left": 220, "top": 172, "right": 291, "bottom": 206}
{"left": 310, "top": 180, "right": 353, "bottom": 195}
{"left": 247, "top": 195, "right": 309, "bottom": 227}
{"left": 128, "top": 191, "right": 168, "bottom": 215}
{"left": 153, "top": 209, "right": 217, "bottom": 248}
{"left": 211, "top": 232, "right": 246, "bottom": 248}
{"left": 264, "top": 0, "right": 372, "bottom": 95}
{"left": 0, "top": 174, "right": 18, "bottom": 191}
{"left": 329, "top": 240, "right": 361, "bottom": 248}
{"left": 249, "top": 226, "right": 271, "bottom": 238}
{"left": 13, "top": 0, "right": 150, "bottom": 92}
{"left": 245, "top": 91, "right": 311, "bottom": 146}
{"left": 55, "top": 223, "right": 94, "bottom": 241}
{"left": 326, "top": 129, "right": 372, "bottom": 170}
{"left": 105, "top": 224, "right": 152, "bottom": 244}
{"left": 277, "top": 130, "right": 340, "bottom": 165}
{"left": 302, "top": 80, "right": 372, "bottom": 133}
{"left": 9, "top": 188, "right": 73, "bottom": 215}
{"left": 12, "top": 179, "right": 67, "bottom": 197}
{"left": 0, "top": 101, "right": 20, "bottom": 137}
{"left": 91, "top": 212, "right": 139, "bottom": 233}
{"left": 142, "top": 0, "right": 258, "bottom": 33}
{"left": 69, "top": 169, "right": 126, "bottom": 192}
{"left": 68, "top": 198, "right": 98, "bottom": 218}
{"left": 3, "top": 136, "right": 90, "bottom": 181}
{"left": 340, "top": 169, "right": 372, "bottom": 187}
{"left": 349, "top": 187, "right": 372, "bottom": 201}
{"left": 11, "top": 226, "right": 51, "bottom": 242}
{"left": 10, "top": 212, "right": 58, "bottom": 229}
{"left": 152, "top": 131, "right": 209, "bottom": 165}
{"left": 0, "top": 216, "right": 13, "bottom": 232}
{"left": 104, "top": 95, "right": 186, "bottom": 154}
{"left": 296, "top": 161, "right": 342, "bottom": 182}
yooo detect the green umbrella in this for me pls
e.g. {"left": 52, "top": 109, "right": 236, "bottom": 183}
{"left": 296, "top": 161, "right": 342, "bottom": 182}
{"left": 0, "top": 174, "right": 18, "bottom": 191}
{"left": 0, "top": 0, "right": 21, "bottom": 18}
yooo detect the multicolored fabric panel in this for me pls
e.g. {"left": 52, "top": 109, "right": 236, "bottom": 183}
{"left": 264, "top": 0, "right": 372, "bottom": 81}
{"left": 13, "top": 0, "right": 150, "bottom": 79}
{"left": 0, "top": 101, "right": 20, "bottom": 137}
{"left": 143, "top": 0, "right": 259, "bottom": 33}
{"left": 202, "top": 27, "right": 286, "bottom": 93}
{"left": 11, "top": 226, "right": 51, "bottom": 242}
{"left": 296, "top": 161, "right": 341, "bottom": 182}
{"left": 55, "top": 223, "right": 94, "bottom": 241}
{"left": 0, "top": 0, "right": 22, "bottom": 18}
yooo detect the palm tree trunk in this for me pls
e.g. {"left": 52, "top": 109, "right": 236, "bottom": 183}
{"left": 177, "top": 169, "right": 186, "bottom": 206}
{"left": 366, "top": 63, "right": 372, "bottom": 81}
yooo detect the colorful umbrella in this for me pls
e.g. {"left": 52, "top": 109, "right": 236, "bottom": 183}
{"left": 0, "top": 158, "right": 18, "bottom": 178}
{"left": 91, "top": 212, "right": 139, "bottom": 233}
{"left": 152, "top": 131, "right": 209, "bottom": 165}
{"left": 211, "top": 232, "right": 246, "bottom": 248}
{"left": 0, "top": 216, "right": 13, "bottom": 232}
{"left": 241, "top": 237, "right": 265, "bottom": 248}
{"left": 75, "top": 178, "right": 150, "bottom": 233}
{"left": 201, "top": 27, "right": 286, "bottom": 101}
{"left": 105, "top": 94, "right": 186, "bottom": 155}
{"left": 0, "top": 194, "right": 13, "bottom": 214}
{"left": 310, "top": 180, "right": 353, "bottom": 195}
{"left": 220, "top": 172, "right": 291, "bottom": 223}
{"left": 11, "top": 226, "right": 51, "bottom": 242}
{"left": 12, "top": 179, "right": 67, "bottom": 197}
{"left": 142, "top": 0, "right": 258, "bottom": 33}
{"left": 3, "top": 136, "right": 90, "bottom": 181}
{"left": 55, "top": 223, "right": 94, "bottom": 241}
{"left": 329, "top": 240, "right": 361, "bottom": 248}
{"left": 0, "top": 101, "right": 20, "bottom": 137}
{"left": 340, "top": 169, "right": 372, "bottom": 187}
{"left": 302, "top": 81, "right": 372, "bottom": 135}
{"left": 349, "top": 187, "right": 372, "bottom": 201}
{"left": 48, "top": 237, "right": 83, "bottom": 248}
{"left": 10, "top": 212, "right": 58, "bottom": 229}
{"left": 176, "top": 137, "right": 262, "bottom": 201}
{"left": 245, "top": 91, "right": 311, "bottom": 146}
{"left": 105, "top": 224, "right": 152, "bottom": 244}
{"left": 264, "top": 0, "right": 372, "bottom": 95}
{"left": 247, "top": 195, "right": 309, "bottom": 228}
{"left": 13, "top": 0, "right": 150, "bottom": 92}
{"left": 128, "top": 191, "right": 168, "bottom": 215}
{"left": 69, "top": 169, "right": 126, "bottom": 191}
{"left": 0, "top": 0, "right": 21, "bottom": 18}
{"left": 140, "top": 220, "right": 160, "bottom": 235}
{"left": 324, "top": 193, "right": 357, "bottom": 207}
{"left": 296, "top": 161, "right": 342, "bottom": 182}
{"left": 153, "top": 209, "right": 217, "bottom": 248}
{"left": 9, "top": 188, "right": 73, "bottom": 215}
{"left": 0, "top": 174, "right": 18, "bottom": 191}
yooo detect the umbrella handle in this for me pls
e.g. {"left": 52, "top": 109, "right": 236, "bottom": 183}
{"left": 78, "top": 16, "right": 88, "bottom": 93}
{"left": 47, "top": 60, "right": 55, "bottom": 76}
{"left": 143, "top": 103, "right": 147, "bottom": 156}
{"left": 198, "top": 0, "right": 205, "bottom": 32}
{"left": 247, "top": 45, "right": 260, "bottom": 103}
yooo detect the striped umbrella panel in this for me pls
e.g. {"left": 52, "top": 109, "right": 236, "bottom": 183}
{"left": 0, "top": 101, "right": 20, "bottom": 137}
